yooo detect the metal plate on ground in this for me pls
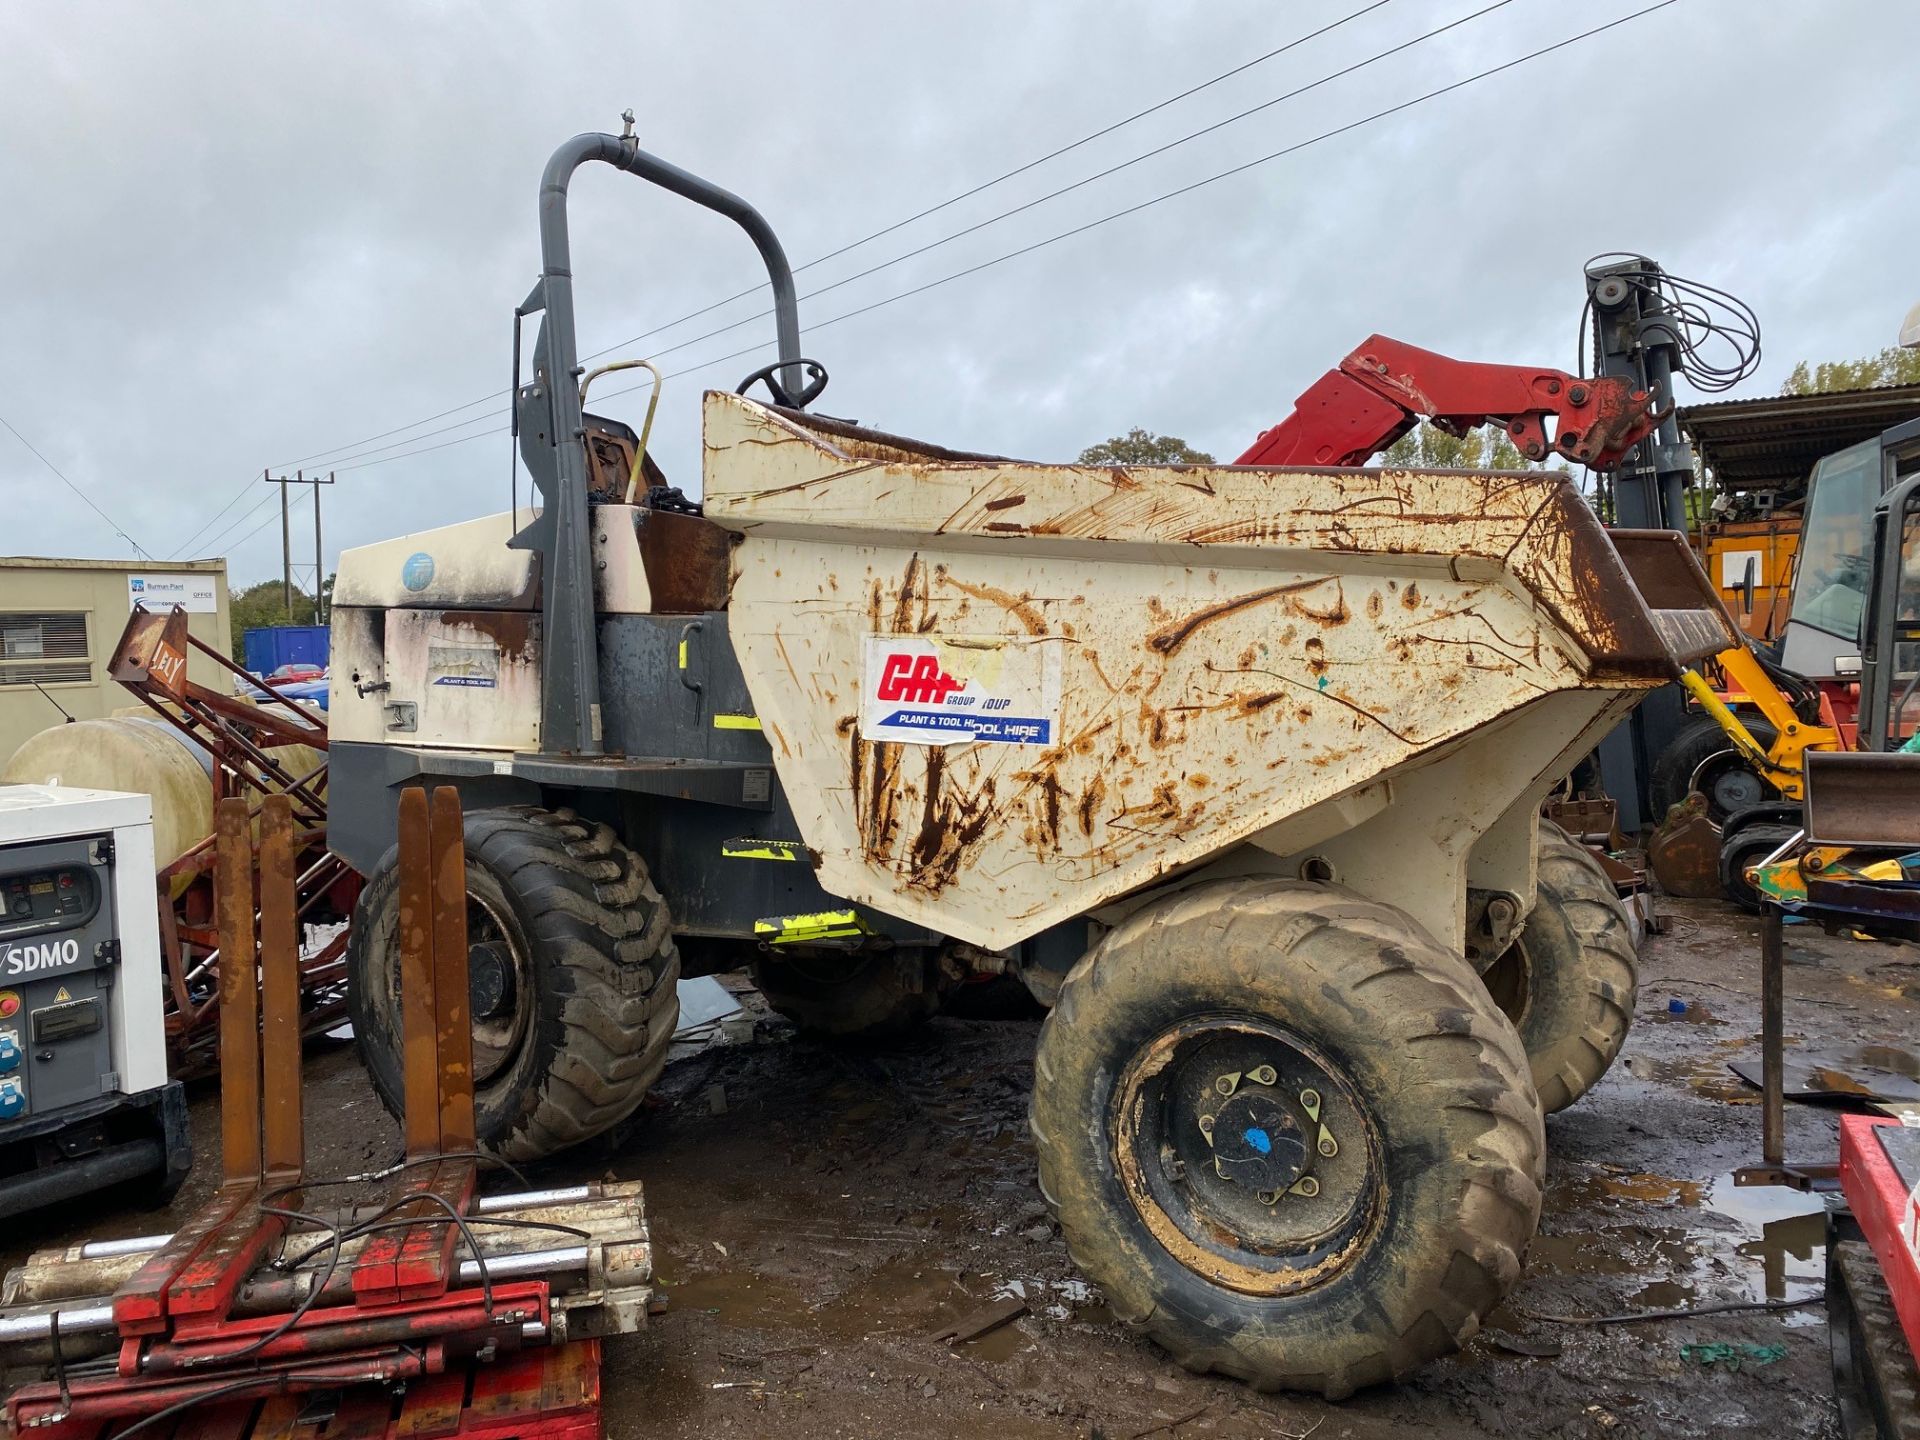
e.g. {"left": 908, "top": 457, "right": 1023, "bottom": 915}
{"left": 1729, "top": 1045, "right": 1920, "bottom": 1103}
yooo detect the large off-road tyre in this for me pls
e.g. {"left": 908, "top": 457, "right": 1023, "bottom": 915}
{"left": 1719, "top": 822, "right": 1801, "bottom": 913}
{"left": 346, "top": 806, "right": 680, "bottom": 1162}
{"left": 1030, "top": 879, "right": 1543, "bottom": 1398}
{"left": 1650, "top": 714, "right": 1780, "bottom": 823}
{"left": 1483, "top": 825, "right": 1639, "bottom": 1114}
{"left": 750, "top": 951, "right": 945, "bottom": 1039}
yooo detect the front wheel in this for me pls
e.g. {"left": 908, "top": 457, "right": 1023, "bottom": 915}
{"left": 1030, "top": 880, "right": 1543, "bottom": 1398}
{"left": 346, "top": 806, "right": 680, "bottom": 1161}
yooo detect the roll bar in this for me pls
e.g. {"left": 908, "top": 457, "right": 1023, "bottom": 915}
{"left": 515, "top": 117, "right": 804, "bottom": 755}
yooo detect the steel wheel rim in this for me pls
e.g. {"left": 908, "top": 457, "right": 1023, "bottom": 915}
{"left": 466, "top": 892, "right": 531, "bottom": 1086}
{"left": 1111, "top": 1014, "right": 1383, "bottom": 1297}
{"left": 1484, "top": 937, "right": 1533, "bottom": 1030}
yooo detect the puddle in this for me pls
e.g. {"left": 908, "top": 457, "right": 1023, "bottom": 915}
{"left": 1649, "top": 999, "right": 1723, "bottom": 1026}
{"left": 1531, "top": 1168, "right": 1828, "bottom": 1322}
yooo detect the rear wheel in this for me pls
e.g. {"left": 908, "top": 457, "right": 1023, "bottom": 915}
{"left": 1651, "top": 714, "right": 1779, "bottom": 823}
{"left": 1482, "top": 825, "right": 1639, "bottom": 1113}
{"left": 347, "top": 806, "right": 680, "bottom": 1161}
{"left": 1030, "top": 879, "right": 1543, "bottom": 1398}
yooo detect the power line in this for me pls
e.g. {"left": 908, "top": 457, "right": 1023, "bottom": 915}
{"left": 313, "top": 1, "right": 1684, "bottom": 479}
{"left": 193, "top": 486, "right": 283, "bottom": 558}
{"left": 592, "top": 0, "right": 1519, "bottom": 373}
{"left": 582, "top": 0, "right": 1409, "bottom": 363}
{"left": 259, "top": 0, "right": 1401, "bottom": 477}
{"left": 0, "top": 409, "right": 153, "bottom": 559}
{"left": 570, "top": 2, "right": 1692, "bottom": 423}
{"left": 175, "top": 478, "right": 263, "bottom": 556}
{"left": 274, "top": 0, "right": 1503, "bottom": 485}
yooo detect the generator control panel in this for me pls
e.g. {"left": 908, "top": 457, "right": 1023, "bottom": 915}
{"left": 0, "top": 834, "right": 118, "bottom": 1120}
{"left": 2, "top": 862, "right": 100, "bottom": 941}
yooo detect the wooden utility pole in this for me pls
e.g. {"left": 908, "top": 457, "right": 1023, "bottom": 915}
{"left": 262, "top": 470, "right": 336, "bottom": 622}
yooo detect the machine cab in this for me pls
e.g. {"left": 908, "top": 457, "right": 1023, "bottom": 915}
{"left": 1855, "top": 417, "right": 1920, "bottom": 751}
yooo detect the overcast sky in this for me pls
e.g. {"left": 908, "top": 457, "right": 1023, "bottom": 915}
{"left": 2, "top": 0, "right": 1915, "bottom": 588}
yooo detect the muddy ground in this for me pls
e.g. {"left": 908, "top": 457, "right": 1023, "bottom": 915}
{"left": 10, "top": 893, "right": 1919, "bottom": 1438}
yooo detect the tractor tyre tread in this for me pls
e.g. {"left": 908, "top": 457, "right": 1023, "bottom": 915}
{"left": 347, "top": 805, "right": 679, "bottom": 1162}
{"left": 1029, "top": 878, "right": 1543, "bottom": 1398}
{"left": 1517, "top": 824, "right": 1641, "bottom": 1114}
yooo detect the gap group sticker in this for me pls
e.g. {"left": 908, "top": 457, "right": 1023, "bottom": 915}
{"left": 860, "top": 635, "right": 1061, "bottom": 747}
{"left": 428, "top": 643, "right": 499, "bottom": 689}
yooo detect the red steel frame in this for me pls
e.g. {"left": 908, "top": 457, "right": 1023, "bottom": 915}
{"left": 106, "top": 605, "right": 359, "bottom": 1076}
{"left": 1839, "top": 1114, "right": 1920, "bottom": 1359}
{"left": 5, "top": 790, "right": 595, "bottom": 1440}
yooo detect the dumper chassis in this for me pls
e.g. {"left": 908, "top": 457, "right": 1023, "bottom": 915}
{"left": 327, "top": 122, "right": 1737, "bottom": 1394}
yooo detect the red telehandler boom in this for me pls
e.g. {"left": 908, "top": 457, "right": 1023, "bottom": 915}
{"left": 1236, "top": 334, "right": 1659, "bottom": 469}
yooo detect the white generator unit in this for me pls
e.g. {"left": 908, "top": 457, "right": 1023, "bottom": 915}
{"left": 0, "top": 785, "right": 188, "bottom": 1219}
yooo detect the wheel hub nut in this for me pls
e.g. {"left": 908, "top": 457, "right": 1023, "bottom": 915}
{"left": 1207, "top": 1089, "right": 1307, "bottom": 1194}
{"left": 468, "top": 940, "right": 518, "bottom": 1020}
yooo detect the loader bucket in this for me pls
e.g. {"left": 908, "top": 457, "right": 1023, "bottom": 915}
{"left": 701, "top": 392, "right": 1738, "bottom": 953}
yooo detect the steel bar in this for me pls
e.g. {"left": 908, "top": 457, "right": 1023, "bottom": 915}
{"left": 215, "top": 797, "right": 262, "bottom": 1185}
{"left": 259, "top": 795, "right": 305, "bottom": 1185}
{"left": 430, "top": 787, "right": 476, "bottom": 1151}
{"left": 397, "top": 787, "right": 438, "bottom": 1161}
{"left": 1761, "top": 904, "right": 1785, "bottom": 1167}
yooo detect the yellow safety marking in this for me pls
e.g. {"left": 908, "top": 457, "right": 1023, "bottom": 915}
{"left": 752, "top": 909, "right": 869, "bottom": 944}
{"left": 723, "top": 838, "right": 807, "bottom": 862}
{"left": 713, "top": 714, "right": 762, "bottom": 731}
{"left": 678, "top": 639, "right": 688, "bottom": 669}
{"left": 53, "top": 987, "right": 71, "bottom": 1003}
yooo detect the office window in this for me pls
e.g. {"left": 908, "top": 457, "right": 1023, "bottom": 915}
{"left": 0, "top": 611, "right": 90, "bottom": 687}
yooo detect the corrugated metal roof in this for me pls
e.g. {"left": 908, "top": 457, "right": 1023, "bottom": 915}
{"left": 1678, "top": 383, "right": 1920, "bottom": 493}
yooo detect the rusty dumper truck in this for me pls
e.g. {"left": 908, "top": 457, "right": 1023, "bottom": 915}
{"left": 325, "top": 125, "right": 1737, "bottom": 1394}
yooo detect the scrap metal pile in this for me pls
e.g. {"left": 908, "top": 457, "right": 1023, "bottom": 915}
{"left": 0, "top": 790, "right": 648, "bottom": 1439}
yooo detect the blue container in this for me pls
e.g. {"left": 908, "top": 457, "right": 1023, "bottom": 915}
{"left": 243, "top": 625, "right": 330, "bottom": 676}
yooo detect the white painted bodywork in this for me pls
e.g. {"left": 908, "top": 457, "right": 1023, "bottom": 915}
{"left": 331, "top": 506, "right": 653, "bottom": 753}
{"left": 699, "top": 393, "right": 1716, "bottom": 953}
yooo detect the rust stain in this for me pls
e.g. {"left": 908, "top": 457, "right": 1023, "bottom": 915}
{"left": 1238, "top": 692, "right": 1286, "bottom": 714}
{"left": 983, "top": 494, "right": 1027, "bottom": 511}
{"left": 440, "top": 610, "right": 536, "bottom": 659}
{"left": 1366, "top": 592, "right": 1383, "bottom": 619}
{"left": 937, "top": 573, "right": 1047, "bottom": 637}
{"left": 1288, "top": 580, "right": 1350, "bottom": 628}
{"left": 892, "top": 554, "right": 924, "bottom": 632}
{"left": 904, "top": 748, "right": 996, "bottom": 893}
{"left": 1402, "top": 582, "right": 1421, "bottom": 610}
{"left": 1037, "top": 769, "right": 1063, "bottom": 849}
{"left": 1077, "top": 775, "right": 1106, "bottom": 837}
{"left": 1147, "top": 580, "right": 1326, "bottom": 656}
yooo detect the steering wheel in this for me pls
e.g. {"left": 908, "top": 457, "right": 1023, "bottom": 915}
{"left": 737, "top": 358, "right": 829, "bottom": 409}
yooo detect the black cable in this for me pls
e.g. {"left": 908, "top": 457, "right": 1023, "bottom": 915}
{"left": 586, "top": 0, "right": 1521, "bottom": 376}
{"left": 263, "top": 0, "right": 1403, "bottom": 477}
{"left": 103, "top": 1377, "right": 280, "bottom": 1440}
{"left": 175, "top": 481, "right": 263, "bottom": 557}
{"left": 331, "top": 0, "right": 1685, "bottom": 478}
{"left": 0, "top": 409, "right": 154, "bottom": 559}
{"left": 47, "top": 1305, "right": 71, "bottom": 1418}
{"left": 277, "top": 1213, "right": 594, "bottom": 1272}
